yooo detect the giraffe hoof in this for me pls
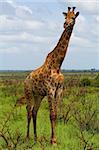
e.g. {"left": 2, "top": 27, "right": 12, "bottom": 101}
{"left": 25, "top": 136, "right": 30, "bottom": 142}
{"left": 51, "top": 138, "right": 57, "bottom": 145}
{"left": 34, "top": 137, "right": 37, "bottom": 144}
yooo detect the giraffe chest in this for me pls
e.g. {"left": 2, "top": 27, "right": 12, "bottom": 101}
{"left": 44, "top": 70, "right": 64, "bottom": 90}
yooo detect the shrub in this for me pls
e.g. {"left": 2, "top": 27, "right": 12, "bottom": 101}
{"left": 95, "top": 73, "right": 99, "bottom": 80}
{"left": 79, "top": 78, "right": 91, "bottom": 87}
{"left": 94, "top": 73, "right": 99, "bottom": 87}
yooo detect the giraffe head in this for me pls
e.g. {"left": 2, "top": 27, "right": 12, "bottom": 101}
{"left": 63, "top": 7, "right": 79, "bottom": 29}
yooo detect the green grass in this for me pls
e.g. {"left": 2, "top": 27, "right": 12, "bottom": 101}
{"left": 0, "top": 71, "right": 99, "bottom": 149}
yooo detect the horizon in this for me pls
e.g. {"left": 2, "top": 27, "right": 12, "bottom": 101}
{"left": 0, "top": 68, "right": 99, "bottom": 72}
{"left": 0, "top": 0, "right": 99, "bottom": 70}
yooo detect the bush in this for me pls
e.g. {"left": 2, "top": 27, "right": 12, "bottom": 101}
{"left": 95, "top": 73, "right": 99, "bottom": 80}
{"left": 94, "top": 73, "right": 99, "bottom": 87}
{"left": 79, "top": 78, "right": 91, "bottom": 87}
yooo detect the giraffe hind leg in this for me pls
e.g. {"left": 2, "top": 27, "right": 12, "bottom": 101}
{"left": 24, "top": 86, "right": 34, "bottom": 139}
{"left": 32, "top": 96, "right": 43, "bottom": 142}
{"left": 32, "top": 107, "right": 37, "bottom": 142}
{"left": 26, "top": 105, "right": 33, "bottom": 139}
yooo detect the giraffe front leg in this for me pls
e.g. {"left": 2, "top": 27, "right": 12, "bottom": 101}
{"left": 32, "top": 96, "right": 43, "bottom": 142}
{"left": 48, "top": 95, "right": 57, "bottom": 144}
{"left": 26, "top": 105, "right": 32, "bottom": 139}
{"left": 50, "top": 109, "right": 57, "bottom": 144}
{"left": 48, "top": 84, "right": 64, "bottom": 144}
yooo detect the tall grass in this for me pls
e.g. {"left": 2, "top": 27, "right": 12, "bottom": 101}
{"left": 0, "top": 72, "right": 99, "bottom": 149}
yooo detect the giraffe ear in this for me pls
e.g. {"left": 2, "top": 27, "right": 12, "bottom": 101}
{"left": 75, "top": 12, "right": 79, "bottom": 18}
{"left": 63, "top": 12, "right": 67, "bottom": 18}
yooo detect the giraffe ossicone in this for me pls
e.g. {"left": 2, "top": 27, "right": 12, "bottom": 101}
{"left": 19, "top": 7, "right": 79, "bottom": 145}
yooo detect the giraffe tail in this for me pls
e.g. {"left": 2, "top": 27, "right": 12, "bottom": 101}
{"left": 15, "top": 96, "right": 26, "bottom": 107}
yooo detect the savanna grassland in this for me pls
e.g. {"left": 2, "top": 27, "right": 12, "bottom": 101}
{"left": 0, "top": 71, "right": 99, "bottom": 150}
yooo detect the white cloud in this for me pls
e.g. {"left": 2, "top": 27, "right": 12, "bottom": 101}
{"left": 0, "top": 46, "right": 19, "bottom": 54}
{"left": 0, "top": 0, "right": 33, "bottom": 18}
{"left": 0, "top": 32, "right": 52, "bottom": 44}
{"left": 0, "top": 15, "right": 44, "bottom": 32}
{"left": 95, "top": 16, "right": 99, "bottom": 22}
{"left": 70, "top": 34, "right": 98, "bottom": 50}
{"left": 15, "top": 5, "right": 33, "bottom": 19}
{"left": 0, "top": 0, "right": 98, "bottom": 70}
{"left": 72, "top": 12, "right": 99, "bottom": 45}
{"left": 77, "top": 1, "right": 98, "bottom": 14}
{"left": 58, "top": 0, "right": 99, "bottom": 14}
{"left": 74, "top": 14, "right": 87, "bottom": 33}
{"left": 16, "top": 5, "right": 32, "bottom": 15}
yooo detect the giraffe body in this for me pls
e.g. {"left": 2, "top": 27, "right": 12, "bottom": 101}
{"left": 25, "top": 66, "right": 64, "bottom": 98}
{"left": 24, "top": 65, "right": 64, "bottom": 143}
{"left": 23, "top": 7, "right": 79, "bottom": 144}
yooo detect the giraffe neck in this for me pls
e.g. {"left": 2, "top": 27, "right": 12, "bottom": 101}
{"left": 45, "top": 25, "right": 74, "bottom": 70}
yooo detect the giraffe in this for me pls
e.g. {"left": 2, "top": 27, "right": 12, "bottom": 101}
{"left": 23, "top": 7, "right": 79, "bottom": 144}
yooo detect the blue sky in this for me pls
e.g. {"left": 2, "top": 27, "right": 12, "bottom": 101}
{"left": 0, "top": 0, "right": 99, "bottom": 70}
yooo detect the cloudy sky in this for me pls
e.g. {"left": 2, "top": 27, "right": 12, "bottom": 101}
{"left": 0, "top": 0, "right": 99, "bottom": 70}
